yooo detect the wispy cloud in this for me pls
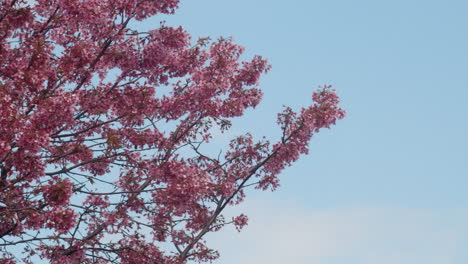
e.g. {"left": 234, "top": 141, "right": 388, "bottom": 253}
{"left": 206, "top": 198, "right": 468, "bottom": 264}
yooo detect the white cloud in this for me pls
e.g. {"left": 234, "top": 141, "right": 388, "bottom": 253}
{"left": 205, "top": 198, "right": 468, "bottom": 264}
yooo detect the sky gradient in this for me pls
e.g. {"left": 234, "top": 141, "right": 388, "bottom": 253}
{"left": 149, "top": 0, "right": 468, "bottom": 263}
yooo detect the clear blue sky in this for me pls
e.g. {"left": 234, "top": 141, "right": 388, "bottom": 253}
{"left": 152, "top": 0, "right": 468, "bottom": 263}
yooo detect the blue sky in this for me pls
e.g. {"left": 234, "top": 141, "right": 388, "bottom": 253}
{"left": 148, "top": 0, "right": 468, "bottom": 263}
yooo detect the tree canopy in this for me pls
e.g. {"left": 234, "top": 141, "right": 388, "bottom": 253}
{"left": 0, "top": 0, "right": 345, "bottom": 263}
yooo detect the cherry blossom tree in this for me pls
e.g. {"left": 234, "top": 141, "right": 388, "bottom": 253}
{"left": 0, "top": 0, "right": 345, "bottom": 263}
